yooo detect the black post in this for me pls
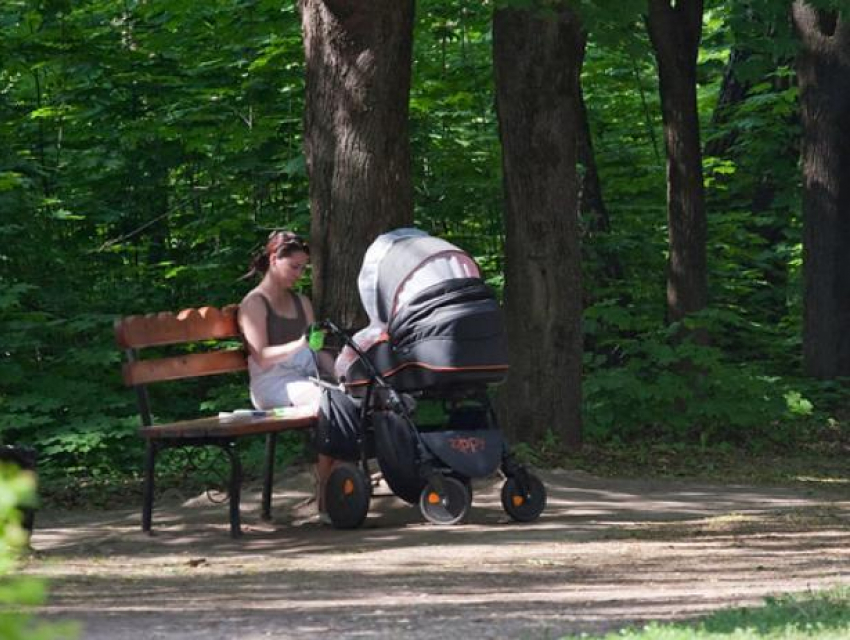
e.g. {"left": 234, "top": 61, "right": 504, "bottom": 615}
{"left": 225, "top": 442, "right": 243, "bottom": 538}
{"left": 261, "top": 432, "right": 277, "bottom": 521}
{"left": 142, "top": 440, "right": 156, "bottom": 533}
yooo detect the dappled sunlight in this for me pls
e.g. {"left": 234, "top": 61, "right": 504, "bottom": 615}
{"left": 30, "top": 467, "right": 850, "bottom": 558}
{"left": 24, "top": 469, "right": 850, "bottom": 638}
{"left": 23, "top": 464, "right": 850, "bottom": 640}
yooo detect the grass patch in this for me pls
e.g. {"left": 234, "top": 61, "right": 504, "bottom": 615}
{"left": 560, "top": 588, "right": 850, "bottom": 639}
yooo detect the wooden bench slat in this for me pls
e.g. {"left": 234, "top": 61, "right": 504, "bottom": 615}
{"left": 115, "top": 305, "right": 240, "bottom": 348}
{"left": 122, "top": 350, "right": 248, "bottom": 386}
{"left": 138, "top": 411, "right": 318, "bottom": 439}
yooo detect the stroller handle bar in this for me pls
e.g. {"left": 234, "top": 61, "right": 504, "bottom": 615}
{"left": 312, "top": 319, "right": 396, "bottom": 396}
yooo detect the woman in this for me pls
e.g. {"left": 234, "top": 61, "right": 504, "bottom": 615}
{"left": 238, "top": 230, "right": 335, "bottom": 522}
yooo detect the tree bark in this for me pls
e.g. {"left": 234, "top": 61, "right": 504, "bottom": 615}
{"left": 300, "top": 0, "right": 415, "bottom": 330}
{"left": 493, "top": 4, "right": 584, "bottom": 449}
{"left": 646, "top": 0, "right": 707, "bottom": 323}
{"left": 792, "top": 2, "right": 850, "bottom": 378}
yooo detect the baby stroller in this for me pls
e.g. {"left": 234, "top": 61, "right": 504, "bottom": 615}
{"left": 314, "top": 228, "right": 546, "bottom": 528}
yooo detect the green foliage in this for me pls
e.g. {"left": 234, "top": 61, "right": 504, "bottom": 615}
{"left": 583, "top": 307, "right": 808, "bottom": 447}
{"left": 558, "top": 588, "right": 850, "bottom": 639}
{"left": 0, "top": 0, "right": 841, "bottom": 487}
{"left": 0, "top": 466, "right": 78, "bottom": 639}
{"left": 412, "top": 1, "right": 504, "bottom": 268}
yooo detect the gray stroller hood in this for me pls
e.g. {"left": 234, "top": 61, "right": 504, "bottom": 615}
{"left": 342, "top": 229, "right": 509, "bottom": 392}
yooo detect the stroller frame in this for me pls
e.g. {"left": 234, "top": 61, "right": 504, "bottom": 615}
{"left": 317, "top": 319, "right": 546, "bottom": 528}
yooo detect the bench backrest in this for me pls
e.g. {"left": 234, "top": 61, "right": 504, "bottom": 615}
{"left": 115, "top": 305, "right": 246, "bottom": 387}
{"left": 115, "top": 306, "right": 248, "bottom": 427}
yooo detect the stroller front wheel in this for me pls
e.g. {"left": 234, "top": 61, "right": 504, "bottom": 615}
{"left": 419, "top": 475, "right": 471, "bottom": 526}
{"left": 501, "top": 473, "right": 546, "bottom": 522}
{"left": 325, "top": 463, "right": 370, "bottom": 529}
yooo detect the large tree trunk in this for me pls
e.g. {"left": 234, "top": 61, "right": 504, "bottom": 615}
{"left": 493, "top": 5, "right": 584, "bottom": 449}
{"left": 300, "top": 0, "right": 415, "bottom": 330}
{"left": 646, "top": 0, "right": 707, "bottom": 323}
{"left": 792, "top": 2, "right": 850, "bottom": 378}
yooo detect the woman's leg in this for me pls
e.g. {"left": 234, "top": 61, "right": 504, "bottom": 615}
{"left": 286, "top": 380, "right": 335, "bottom": 517}
{"left": 315, "top": 453, "right": 337, "bottom": 514}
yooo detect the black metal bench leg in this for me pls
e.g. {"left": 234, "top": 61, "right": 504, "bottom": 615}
{"left": 223, "top": 443, "right": 243, "bottom": 538}
{"left": 142, "top": 440, "right": 156, "bottom": 533}
{"left": 261, "top": 432, "right": 277, "bottom": 521}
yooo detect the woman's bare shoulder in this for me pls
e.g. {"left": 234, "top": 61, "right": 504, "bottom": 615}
{"left": 239, "top": 289, "right": 266, "bottom": 316}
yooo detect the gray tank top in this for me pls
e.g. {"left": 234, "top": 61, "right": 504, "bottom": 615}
{"left": 255, "top": 291, "right": 307, "bottom": 346}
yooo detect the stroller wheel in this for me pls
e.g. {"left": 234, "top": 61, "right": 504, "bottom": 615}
{"left": 325, "top": 463, "right": 370, "bottom": 529}
{"left": 419, "top": 475, "right": 471, "bottom": 526}
{"left": 449, "top": 473, "right": 473, "bottom": 502}
{"left": 501, "top": 473, "right": 546, "bottom": 522}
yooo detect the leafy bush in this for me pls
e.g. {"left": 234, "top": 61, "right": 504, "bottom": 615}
{"left": 0, "top": 465, "right": 77, "bottom": 639}
{"left": 583, "top": 304, "right": 819, "bottom": 448}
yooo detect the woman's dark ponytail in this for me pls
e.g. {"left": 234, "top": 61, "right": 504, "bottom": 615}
{"left": 241, "top": 230, "right": 309, "bottom": 280}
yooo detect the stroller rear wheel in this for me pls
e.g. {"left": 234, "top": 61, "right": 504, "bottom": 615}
{"left": 501, "top": 473, "right": 546, "bottom": 522}
{"left": 419, "top": 475, "right": 471, "bottom": 525}
{"left": 325, "top": 463, "right": 370, "bottom": 529}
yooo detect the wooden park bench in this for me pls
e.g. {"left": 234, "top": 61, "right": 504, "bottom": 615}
{"left": 114, "top": 305, "right": 318, "bottom": 537}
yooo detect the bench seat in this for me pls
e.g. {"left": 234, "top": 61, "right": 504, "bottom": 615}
{"left": 139, "top": 410, "right": 317, "bottom": 440}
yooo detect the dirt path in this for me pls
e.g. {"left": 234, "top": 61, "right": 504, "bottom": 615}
{"left": 23, "top": 468, "right": 850, "bottom": 639}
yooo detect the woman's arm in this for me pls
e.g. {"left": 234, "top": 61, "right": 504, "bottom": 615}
{"left": 301, "top": 295, "right": 337, "bottom": 379}
{"left": 238, "top": 294, "right": 308, "bottom": 370}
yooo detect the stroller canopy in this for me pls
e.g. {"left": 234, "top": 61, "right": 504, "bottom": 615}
{"left": 358, "top": 228, "right": 480, "bottom": 326}
{"left": 338, "top": 228, "right": 508, "bottom": 392}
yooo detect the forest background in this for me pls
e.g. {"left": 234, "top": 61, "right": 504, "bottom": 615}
{"left": 1, "top": 0, "right": 848, "bottom": 494}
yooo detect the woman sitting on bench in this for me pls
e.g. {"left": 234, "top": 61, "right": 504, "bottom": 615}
{"left": 238, "top": 230, "right": 336, "bottom": 523}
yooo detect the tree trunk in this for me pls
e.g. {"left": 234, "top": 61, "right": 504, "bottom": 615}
{"left": 704, "top": 46, "right": 751, "bottom": 158}
{"left": 577, "top": 83, "right": 623, "bottom": 286}
{"left": 792, "top": 2, "right": 850, "bottom": 378}
{"left": 646, "top": 0, "right": 707, "bottom": 323}
{"left": 493, "top": 5, "right": 584, "bottom": 449}
{"left": 577, "top": 84, "right": 610, "bottom": 236}
{"left": 300, "top": 0, "right": 415, "bottom": 330}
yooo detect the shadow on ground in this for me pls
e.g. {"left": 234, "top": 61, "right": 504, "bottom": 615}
{"left": 25, "top": 468, "right": 850, "bottom": 640}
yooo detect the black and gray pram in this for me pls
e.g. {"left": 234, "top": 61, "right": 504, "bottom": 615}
{"left": 313, "top": 228, "right": 546, "bottom": 528}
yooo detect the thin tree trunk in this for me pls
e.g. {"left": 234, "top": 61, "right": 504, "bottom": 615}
{"left": 577, "top": 84, "right": 610, "bottom": 235}
{"left": 493, "top": 4, "right": 584, "bottom": 449}
{"left": 704, "top": 46, "right": 751, "bottom": 158}
{"left": 792, "top": 2, "right": 850, "bottom": 378}
{"left": 300, "top": 0, "right": 415, "bottom": 330}
{"left": 646, "top": 0, "right": 707, "bottom": 323}
{"left": 577, "top": 82, "right": 623, "bottom": 285}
